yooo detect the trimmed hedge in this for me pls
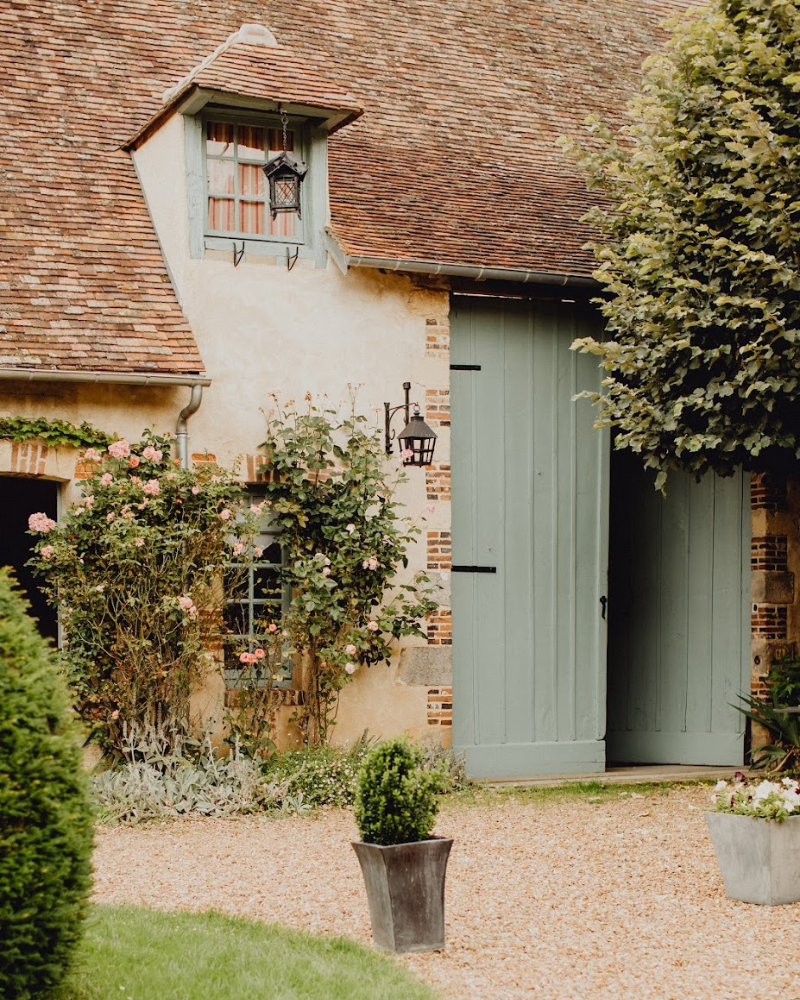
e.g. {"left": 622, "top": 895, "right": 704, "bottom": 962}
{"left": 354, "top": 737, "right": 444, "bottom": 846}
{"left": 0, "top": 569, "right": 93, "bottom": 998}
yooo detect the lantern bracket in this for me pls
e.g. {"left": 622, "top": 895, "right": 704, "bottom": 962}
{"left": 383, "top": 382, "right": 437, "bottom": 467}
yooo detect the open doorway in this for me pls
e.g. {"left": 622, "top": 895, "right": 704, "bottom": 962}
{"left": 0, "top": 476, "right": 59, "bottom": 641}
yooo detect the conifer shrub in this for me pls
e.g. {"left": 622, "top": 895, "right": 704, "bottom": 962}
{"left": 354, "top": 736, "right": 445, "bottom": 846}
{"left": 0, "top": 569, "right": 93, "bottom": 999}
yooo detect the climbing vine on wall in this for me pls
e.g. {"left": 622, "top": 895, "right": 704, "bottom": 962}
{"left": 0, "top": 417, "right": 112, "bottom": 450}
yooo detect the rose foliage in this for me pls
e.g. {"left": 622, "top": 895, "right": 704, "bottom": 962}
{"left": 563, "top": 0, "right": 800, "bottom": 489}
{"left": 257, "top": 397, "right": 437, "bottom": 745}
{"left": 29, "top": 431, "right": 256, "bottom": 754}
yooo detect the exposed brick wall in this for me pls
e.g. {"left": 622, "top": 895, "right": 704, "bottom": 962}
{"left": 9, "top": 441, "right": 49, "bottom": 477}
{"left": 751, "top": 472, "right": 789, "bottom": 512}
{"left": 751, "top": 536, "right": 788, "bottom": 572}
{"left": 424, "top": 388, "right": 450, "bottom": 429}
{"left": 427, "top": 686, "right": 452, "bottom": 728}
{"left": 425, "top": 318, "right": 450, "bottom": 356}
{"left": 752, "top": 604, "right": 788, "bottom": 640}
{"left": 426, "top": 463, "right": 451, "bottom": 502}
{"left": 427, "top": 530, "right": 451, "bottom": 571}
{"left": 426, "top": 609, "right": 452, "bottom": 645}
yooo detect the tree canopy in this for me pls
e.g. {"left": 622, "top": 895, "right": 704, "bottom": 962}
{"left": 564, "top": 0, "right": 800, "bottom": 489}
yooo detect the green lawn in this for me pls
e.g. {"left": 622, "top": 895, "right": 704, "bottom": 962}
{"left": 49, "top": 905, "right": 442, "bottom": 1000}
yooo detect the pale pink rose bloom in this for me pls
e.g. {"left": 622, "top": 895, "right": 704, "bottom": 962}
{"left": 142, "top": 446, "right": 163, "bottom": 462}
{"left": 178, "top": 596, "right": 194, "bottom": 610}
{"left": 232, "top": 543, "right": 244, "bottom": 556}
{"left": 324, "top": 557, "right": 331, "bottom": 566}
{"left": 254, "top": 648, "right": 265, "bottom": 659}
{"left": 210, "top": 475, "right": 221, "bottom": 483}
{"left": 345, "top": 643, "right": 357, "bottom": 656}
{"left": 108, "top": 439, "right": 131, "bottom": 459}
{"left": 250, "top": 503, "right": 263, "bottom": 516}
{"left": 400, "top": 448, "right": 414, "bottom": 460}
{"left": 106, "top": 512, "right": 115, "bottom": 522}
{"left": 128, "top": 455, "right": 140, "bottom": 468}
{"left": 425, "top": 503, "right": 436, "bottom": 514}
{"left": 100, "top": 473, "right": 113, "bottom": 487}
{"left": 96, "top": 584, "right": 105, "bottom": 593}
{"left": 83, "top": 447, "right": 102, "bottom": 463}
{"left": 83, "top": 495, "right": 94, "bottom": 508}
{"left": 40, "top": 545, "right": 55, "bottom": 560}
{"left": 268, "top": 623, "right": 278, "bottom": 633}
{"left": 28, "top": 512, "right": 57, "bottom": 533}
{"left": 345, "top": 663, "right": 356, "bottom": 675}
{"left": 218, "top": 508, "right": 232, "bottom": 521}
{"left": 191, "top": 486, "right": 200, "bottom": 495}
{"left": 143, "top": 480, "right": 160, "bottom": 496}
{"left": 346, "top": 524, "right": 355, "bottom": 534}
{"left": 362, "top": 556, "right": 379, "bottom": 571}
{"left": 367, "top": 621, "right": 380, "bottom": 632}
{"left": 110, "top": 709, "right": 120, "bottom": 720}
{"left": 322, "top": 567, "right": 331, "bottom": 577}
{"left": 239, "top": 651, "right": 255, "bottom": 665}
{"left": 254, "top": 547, "right": 263, "bottom": 558}
{"left": 165, "top": 472, "right": 177, "bottom": 481}
{"left": 134, "top": 537, "right": 145, "bottom": 547}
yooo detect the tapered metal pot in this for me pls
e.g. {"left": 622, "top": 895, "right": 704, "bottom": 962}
{"left": 351, "top": 837, "right": 453, "bottom": 953}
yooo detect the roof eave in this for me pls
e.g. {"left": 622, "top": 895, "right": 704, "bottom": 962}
{"left": 0, "top": 368, "right": 212, "bottom": 388}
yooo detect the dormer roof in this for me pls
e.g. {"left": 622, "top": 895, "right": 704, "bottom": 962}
{"left": 125, "top": 25, "right": 362, "bottom": 150}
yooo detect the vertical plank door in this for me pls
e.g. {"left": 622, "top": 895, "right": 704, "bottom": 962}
{"left": 450, "top": 296, "right": 609, "bottom": 779}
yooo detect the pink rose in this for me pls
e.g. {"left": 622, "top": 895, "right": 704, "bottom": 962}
{"left": 219, "top": 508, "right": 232, "bottom": 521}
{"left": 232, "top": 542, "right": 244, "bottom": 556}
{"left": 191, "top": 485, "right": 200, "bottom": 495}
{"left": 322, "top": 567, "right": 331, "bottom": 577}
{"left": 143, "top": 479, "right": 160, "bottom": 496}
{"left": 346, "top": 643, "right": 357, "bottom": 656}
{"left": 367, "top": 621, "right": 380, "bottom": 632}
{"left": 268, "top": 623, "right": 278, "bottom": 632}
{"left": 178, "top": 596, "right": 194, "bottom": 610}
{"left": 254, "top": 547, "right": 263, "bottom": 558}
{"left": 83, "top": 447, "right": 102, "bottom": 463}
{"left": 100, "top": 473, "right": 113, "bottom": 487}
{"left": 254, "top": 648, "right": 265, "bottom": 659}
{"left": 134, "top": 537, "right": 145, "bottom": 547}
{"left": 108, "top": 439, "right": 131, "bottom": 459}
{"left": 28, "top": 512, "right": 57, "bottom": 533}
{"left": 83, "top": 495, "right": 94, "bottom": 508}
{"left": 128, "top": 455, "right": 140, "bottom": 468}
{"left": 40, "top": 545, "right": 54, "bottom": 560}
{"left": 106, "top": 512, "right": 115, "bottom": 522}
{"left": 345, "top": 663, "right": 356, "bottom": 675}
{"left": 142, "top": 446, "right": 163, "bottom": 462}
{"left": 400, "top": 448, "right": 413, "bottom": 460}
{"left": 250, "top": 503, "right": 263, "bottom": 516}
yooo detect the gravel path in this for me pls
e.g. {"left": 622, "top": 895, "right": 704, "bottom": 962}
{"left": 92, "top": 785, "right": 800, "bottom": 1000}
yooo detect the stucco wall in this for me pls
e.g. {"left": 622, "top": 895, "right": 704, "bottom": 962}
{"left": 127, "top": 111, "right": 453, "bottom": 746}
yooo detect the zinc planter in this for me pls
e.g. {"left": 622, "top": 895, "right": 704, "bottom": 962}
{"left": 351, "top": 837, "right": 453, "bottom": 953}
{"left": 706, "top": 812, "right": 800, "bottom": 905}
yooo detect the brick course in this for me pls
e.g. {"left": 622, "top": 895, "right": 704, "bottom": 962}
{"left": 427, "top": 530, "right": 451, "bottom": 571}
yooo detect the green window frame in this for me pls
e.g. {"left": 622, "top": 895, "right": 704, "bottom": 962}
{"left": 184, "top": 107, "right": 329, "bottom": 267}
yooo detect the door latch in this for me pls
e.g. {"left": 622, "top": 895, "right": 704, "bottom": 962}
{"left": 599, "top": 595, "right": 608, "bottom": 619}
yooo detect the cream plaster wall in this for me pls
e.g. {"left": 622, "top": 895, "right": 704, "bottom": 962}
{"left": 131, "top": 112, "right": 453, "bottom": 746}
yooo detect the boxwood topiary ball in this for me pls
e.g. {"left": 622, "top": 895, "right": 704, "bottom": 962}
{"left": 0, "top": 569, "right": 94, "bottom": 999}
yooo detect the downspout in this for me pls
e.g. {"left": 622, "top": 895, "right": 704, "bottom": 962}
{"left": 176, "top": 384, "right": 204, "bottom": 469}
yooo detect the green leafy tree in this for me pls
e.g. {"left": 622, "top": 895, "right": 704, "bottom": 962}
{"left": 258, "top": 396, "right": 437, "bottom": 746}
{"left": 0, "top": 569, "right": 93, "bottom": 998}
{"left": 563, "top": 0, "right": 800, "bottom": 489}
{"left": 28, "top": 431, "right": 256, "bottom": 754}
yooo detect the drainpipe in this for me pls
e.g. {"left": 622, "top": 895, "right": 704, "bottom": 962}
{"left": 176, "top": 384, "right": 204, "bottom": 469}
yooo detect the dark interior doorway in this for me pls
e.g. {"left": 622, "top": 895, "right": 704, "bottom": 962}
{"left": 0, "top": 477, "right": 59, "bottom": 641}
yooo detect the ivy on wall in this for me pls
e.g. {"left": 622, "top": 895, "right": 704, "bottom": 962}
{"left": 0, "top": 417, "right": 112, "bottom": 450}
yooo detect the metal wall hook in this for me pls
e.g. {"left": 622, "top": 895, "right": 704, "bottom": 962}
{"left": 286, "top": 246, "right": 299, "bottom": 271}
{"left": 232, "top": 241, "right": 245, "bottom": 267}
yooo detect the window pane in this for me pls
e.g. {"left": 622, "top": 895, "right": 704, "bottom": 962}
{"left": 263, "top": 542, "right": 282, "bottom": 564}
{"left": 208, "top": 197, "right": 235, "bottom": 231}
{"left": 238, "top": 126, "right": 265, "bottom": 159}
{"left": 267, "top": 128, "right": 294, "bottom": 153}
{"left": 239, "top": 163, "right": 265, "bottom": 196}
{"left": 253, "top": 565, "right": 281, "bottom": 597}
{"left": 240, "top": 200, "right": 266, "bottom": 235}
{"left": 207, "top": 159, "right": 235, "bottom": 194}
{"left": 271, "top": 211, "right": 297, "bottom": 238}
{"left": 207, "top": 121, "right": 234, "bottom": 156}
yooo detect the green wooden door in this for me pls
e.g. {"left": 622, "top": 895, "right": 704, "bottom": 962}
{"left": 606, "top": 453, "right": 750, "bottom": 766}
{"left": 450, "top": 297, "right": 609, "bottom": 779}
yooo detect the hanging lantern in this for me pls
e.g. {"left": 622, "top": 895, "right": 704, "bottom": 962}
{"left": 397, "top": 410, "right": 437, "bottom": 467}
{"left": 263, "top": 110, "right": 307, "bottom": 219}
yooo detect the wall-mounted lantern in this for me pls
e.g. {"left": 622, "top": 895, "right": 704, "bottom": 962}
{"left": 384, "top": 382, "right": 437, "bottom": 467}
{"left": 263, "top": 110, "right": 307, "bottom": 219}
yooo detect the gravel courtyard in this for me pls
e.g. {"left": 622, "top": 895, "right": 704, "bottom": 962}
{"left": 92, "top": 784, "right": 800, "bottom": 1000}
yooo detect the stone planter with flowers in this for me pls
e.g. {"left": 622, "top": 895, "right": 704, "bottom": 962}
{"left": 706, "top": 773, "right": 800, "bottom": 905}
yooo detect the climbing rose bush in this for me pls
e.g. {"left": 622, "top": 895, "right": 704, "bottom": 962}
{"left": 29, "top": 431, "right": 257, "bottom": 754}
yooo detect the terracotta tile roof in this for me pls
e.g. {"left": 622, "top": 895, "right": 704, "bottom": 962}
{"left": 1, "top": 0, "right": 700, "bottom": 377}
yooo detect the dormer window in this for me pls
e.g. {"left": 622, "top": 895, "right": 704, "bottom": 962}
{"left": 205, "top": 117, "right": 302, "bottom": 240}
